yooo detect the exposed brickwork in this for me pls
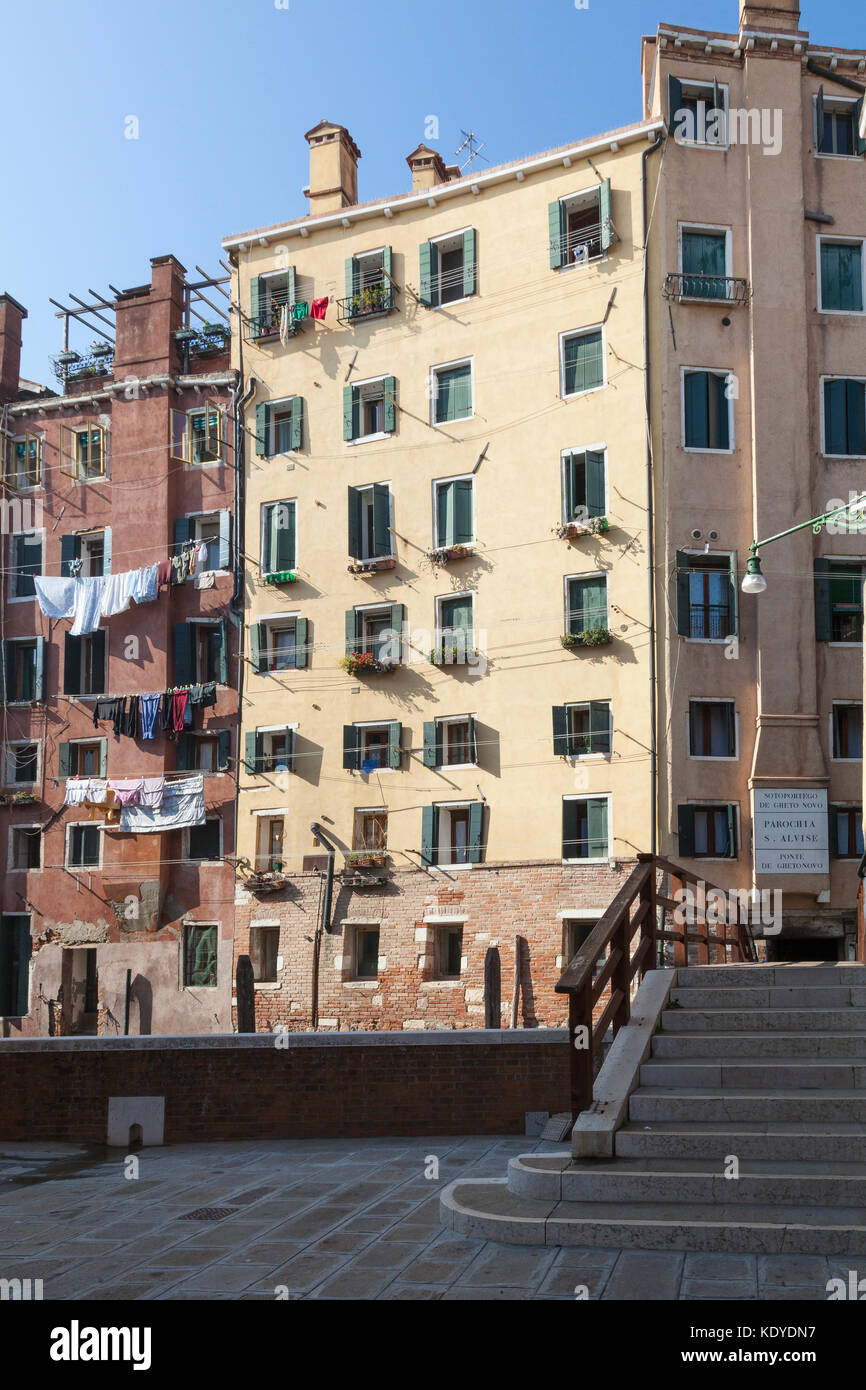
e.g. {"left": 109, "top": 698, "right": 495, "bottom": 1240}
{"left": 233, "top": 858, "right": 633, "bottom": 1032}
{"left": 0, "top": 1035, "right": 570, "bottom": 1142}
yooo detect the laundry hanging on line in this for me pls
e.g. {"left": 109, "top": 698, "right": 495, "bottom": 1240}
{"left": 33, "top": 564, "right": 159, "bottom": 635}
{"left": 118, "top": 773, "right": 205, "bottom": 834}
{"left": 90, "top": 685, "right": 218, "bottom": 740}
{"left": 63, "top": 773, "right": 168, "bottom": 812}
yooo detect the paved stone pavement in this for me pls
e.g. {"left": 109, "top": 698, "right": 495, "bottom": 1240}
{"left": 0, "top": 1137, "right": 848, "bottom": 1300}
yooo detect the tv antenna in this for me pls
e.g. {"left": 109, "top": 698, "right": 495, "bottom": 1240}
{"left": 455, "top": 129, "right": 489, "bottom": 173}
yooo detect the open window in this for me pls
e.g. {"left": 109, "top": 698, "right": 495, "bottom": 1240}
{"left": 255, "top": 814, "right": 286, "bottom": 872}
{"left": 562, "top": 448, "right": 605, "bottom": 522}
{"left": 423, "top": 715, "right": 478, "bottom": 768}
{"left": 9, "top": 827, "right": 41, "bottom": 872}
{"left": 675, "top": 551, "right": 738, "bottom": 641}
{"left": 174, "top": 619, "right": 228, "bottom": 685}
{"left": 6, "top": 434, "right": 42, "bottom": 490}
{"left": 250, "top": 615, "right": 308, "bottom": 673}
{"left": 549, "top": 183, "right": 613, "bottom": 269}
{"left": 420, "top": 229, "right": 476, "bottom": 307}
{"left": 815, "top": 561, "right": 865, "bottom": 643}
{"left": 815, "top": 88, "right": 866, "bottom": 158}
{"left": 250, "top": 268, "right": 297, "bottom": 338}
{"left": 552, "top": 702, "right": 611, "bottom": 758}
{"left": 669, "top": 75, "right": 729, "bottom": 147}
{"left": 63, "top": 631, "right": 106, "bottom": 697}
{"left": 353, "top": 808, "right": 388, "bottom": 851}
{"left": 342, "top": 248, "right": 395, "bottom": 321}
{"left": 2, "top": 638, "right": 44, "bottom": 704}
{"left": 678, "top": 804, "right": 738, "bottom": 859}
{"left": 59, "top": 424, "right": 107, "bottom": 481}
{"left": 343, "top": 722, "right": 402, "bottom": 772}
{"left": 4, "top": 741, "right": 39, "bottom": 786}
{"left": 348, "top": 483, "right": 392, "bottom": 560}
{"left": 343, "top": 378, "right": 396, "bottom": 443}
{"left": 254, "top": 397, "right": 304, "bottom": 457}
{"left": 832, "top": 703, "right": 863, "bottom": 760}
{"left": 66, "top": 823, "right": 102, "bottom": 870}
{"left": 245, "top": 727, "right": 296, "bottom": 775}
{"left": 421, "top": 801, "right": 484, "bottom": 867}
{"left": 562, "top": 796, "right": 610, "bottom": 861}
{"left": 171, "top": 403, "right": 223, "bottom": 465}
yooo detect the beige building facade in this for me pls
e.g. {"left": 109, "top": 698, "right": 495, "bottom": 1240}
{"left": 645, "top": 0, "right": 866, "bottom": 956}
{"left": 223, "top": 115, "right": 664, "bottom": 1028}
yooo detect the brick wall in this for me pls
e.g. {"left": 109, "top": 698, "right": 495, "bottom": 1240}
{"left": 0, "top": 1032, "right": 570, "bottom": 1143}
{"left": 233, "top": 858, "right": 631, "bottom": 1033}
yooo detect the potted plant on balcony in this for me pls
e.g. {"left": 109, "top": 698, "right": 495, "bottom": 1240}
{"left": 264, "top": 569, "right": 299, "bottom": 585}
{"left": 174, "top": 326, "right": 197, "bottom": 342}
{"left": 430, "top": 643, "right": 474, "bottom": 666}
{"left": 346, "top": 849, "right": 388, "bottom": 869}
{"left": 348, "top": 556, "right": 396, "bottom": 575}
{"left": 340, "top": 651, "right": 395, "bottom": 676}
{"left": 561, "top": 627, "right": 614, "bottom": 650}
{"left": 57, "top": 349, "right": 81, "bottom": 365}
{"left": 90, "top": 341, "right": 113, "bottom": 358}
{"left": 557, "top": 516, "right": 610, "bottom": 540}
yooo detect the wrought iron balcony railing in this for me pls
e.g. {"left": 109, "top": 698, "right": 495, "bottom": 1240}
{"left": 249, "top": 300, "right": 304, "bottom": 340}
{"left": 689, "top": 605, "right": 732, "bottom": 640}
{"left": 336, "top": 281, "right": 396, "bottom": 324}
{"left": 663, "top": 272, "right": 751, "bottom": 305}
{"left": 52, "top": 350, "right": 114, "bottom": 384}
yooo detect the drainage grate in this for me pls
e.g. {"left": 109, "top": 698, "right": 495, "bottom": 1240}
{"left": 179, "top": 1206, "right": 238, "bottom": 1222}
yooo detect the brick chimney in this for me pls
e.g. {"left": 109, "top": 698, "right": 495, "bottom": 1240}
{"left": 406, "top": 143, "right": 449, "bottom": 193}
{"left": 740, "top": 0, "right": 802, "bottom": 32}
{"left": 113, "top": 255, "right": 185, "bottom": 375}
{"left": 304, "top": 120, "right": 360, "bottom": 214}
{"left": 0, "top": 293, "right": 26, "bottom": 404}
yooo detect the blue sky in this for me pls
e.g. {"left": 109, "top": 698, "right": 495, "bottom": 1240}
{"left": 3, "top": 0, "right": 861, "bottom": 382}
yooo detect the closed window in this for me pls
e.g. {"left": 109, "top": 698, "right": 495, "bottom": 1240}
{"left": 561, "top": 329, "right": 604, "bottom": 397}
{"left": 435, "top": 594, "right": 474, "bottom": 660}
{"left": 435, "top": 926, "right": 463, "bottom": 979}
{"left": 566, "top": 575, "right": 608, "bottom": 637}
{"left": 689, "top": 701, "right": 736, "bottom": 757}
{"left": 193, "top": 624, "right": 223, "bottom": 684}
{"left": 61, "top": 740, "right": 106, "bottom": 779}
{"left": 5, "top": 742, "right": 38, "bottom": 785}
{"left": 683, "top": 369, "right": 732, "bottom": 450}
{"left": 816, "top": 92, "right": 863, "bottom": 157}
{"left": 831, "top": 806, "right": 864, "bottom": 859}
{"left": 823, "top": 379, "right": 866, "bottom": 457}
{"left": 64, "top": 631, "right": 106, "bottom": 697}
{"left": 11, "top": 533, "right": 42, "bottom": 599}
{"left": 0, "top": 916, "right": 31, "bottom": 1018}
{"left": 67, "top": 824, "right": 100, "bottom": 869}
{"left": 562, "top": 797, "right": 610, "bottom": 861}
{"left": 250, "top": 924, "right": 280, "bottom": 982}
{"left": 431, "top": 361, "right": 473, "bottom": 424}
{"left": 353, "top": 927, "right": 380, "bottom": 980}
{"left": 819, "top": 240, "right": 864, "bottom": 313}
{"left": 187, "top": 818, "right": 221, "bottom": 861}
{"left": 75, "top": 428, "right": 106, "bottom": 480}
{"left": 4, "top": 640, "right": 40, "bottom": 703}
{"left": 832, "top": 703, "right": 863, "bottom": 759}
{"left": 564, "top": 920, "right": 606, "bottom": 981}
{"left": 678, "top": 804, "right": 738, "bottom": 859}
{"left": 680, "top": 228, "right": 729, "bottom": 299}
{"left": 10, "top": 827, "right": 41, "bottom": 871}
{"left": 818, "top": 562, "right": 865, "bottom": 643}
{"left": 183, "top": 923, "right": 217, "bottom": 987}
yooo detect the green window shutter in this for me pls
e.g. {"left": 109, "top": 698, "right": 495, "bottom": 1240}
{"left": 372, "top": 483, "right": 391, "bottom": 556}
{"left": 677, "top": 805, "right": 696, "bottom": 857}
{"left": 250, "top": 275, "right": 262, "bottom": 328}
{"left": 294, "top": 617, "right": 308, "bottom": 669}
{"left": 60, "top": 534, "right": 80, "bottom": 575}
{"left": 669, "top": 75, "right": 683, "bottom": 126}
{"left": 572, "top": 576, "right": 607, "bottom": 632}
{"left": 89, "top": 630, "right": 105, "bottom": 695}
{"left": 1, "top": 642, "right": 10, "bottom": 704}
{"left": 389, "top": 604, "right": 404, "bottom": 664}
{"left": 562, "top": 799, "right": 579, "bottom": 858}
{"left": 382, "top": 376, "right": 396, "bottom": 433}
{"left": 345, "top": 256, "right": 357, "bottom": 300}
{"left": 675, "top": 550, "right": 691, "bottom": 636}
{"left": 585, "top": 450, "right": 605, "bottom": 517}
{"left": 286, "top": 266, "right": 297, "bottom": 305}
{"left": 552, "top": 705, "right": 569, "bottom": 757}
{"left": 468, "top": 715, "right": 478, "bottom": 764}
{"left": 15, "top": 922, "right": 31, "bottom": 1017}
{"left": 58, "top": 742, "right": 71, "bottom": 779}
{"left": 174, "top": 517, "right": 193, "bottom": 554}
{"left": 174, "top": 623, "right": 194, "bottom": 686}
{"left": 383, "top": 245, "right": 393, "bottom": 284}
{"left": 435, "top": 364, "right": 472, "bottom": 422}
{"left": 684, "top": 371, "right": 708, "bottom": 448}
{"left": 421, "top": 805, "right": 437, "bottom": 865}
{"left": 453, "top": 480, "right": 474, "bottom": 543}
{"left": 342, "top": 725, "right": 360, "bottom": 771}
{"left": 587, "top": 798, "right": 608, "bottom": 858}
{"left": 33, "top": 637, "right": 45, "bottom": 702}
{"left": 857, "top": 97, "right": 866, "bottom": 156}
{"left": 290, "top": 397, "right": 304, "bottom": 451}
{"left": 436, "top": 481, "right": 451, "bottom": 546}
{"left": 725, "top": 804, "right": 737, "bottom": 858}
{"left": 255, "top": 403, "right": 269, "bottom": 457}
{"left": 829, "top": 806, "right": 839, "bottom": 858}
{"left": 285, "top": 728, "right": 296, "bottom": 773}
{"left": 599, "top": 180, "right": 613, "bottom": 251}
{"left": 388, "top": 721, "right": 402, "bottom": 770}
{"left": 710, "top": 373, "right": 731, "bottom": 450}
{"left": 63, "top": 634, "right": 81, "bottom": 695}
{"left": 816, "top": 86, "right": 825, "bottom": 152}
{"left": 275, "top": 501, "right": 295, "bottom": 571}
{"left": 218, "top": 509, "right": 231, "bottom": 570}
{"left": 99, "top": 739, "right": 107, "bottom": 777}
{"left": 563, "top": 455, "right": 575, "bottom": 521}
{"left": 590, "top": 701, "right": 611, "bottom": 755}
{"left": 343, "top": 385, "right": 357, "bottom": 442}
{"left": 821, "top": 240, "right": 841, "bottom": 308}
{"left": 176, "top": 733, "right": 193, "bottom": 771}
{"left": 345, "top": 608, "right": 360, "bottom": 656}
{"left": 847, "top": 379, "right": 866, "bottom": 455}
{"left": 244, "top": 731, "right": 259, "bottom": 774}
{"left": 262, "top": 506, "right": 273, "bottom": 574}
{"left": 218, "top": 619, "right": 228, "bottom": 685}
{"left": 249, "top": 622, "right": 264, "bottom": 674}
{"left": 728, "top": 551, "right": 739, "bottom": 636}
{"left": 462, "top": 228, "right": 476, "bottom": 296}
{"left": 423, "top": 721, "right": 439, "bottom": 767}
{"left": 825, "top": 379, "right": 848, "bottom": 455}
{"left": 347, "top": 486, "right": 362, "bottom": 558}
{"left": 725, "top": 703, "right": 737, "bottom": 756}
{"left": 468, "top": 802, "right": 484, "bottom": 863}
{"left": 217, "top": 730, "right": 231, "bottom": 772}
{"left": 419, "top": 241, "right": 438, "bottom": 307}
{"left": 548, "top": 200, "right": 565, "bottom": 269}
{"left": 564, "top": 331, "right": 603, "bottom": 395}
{"left": 814, "top": 557, "right": 832, "bottom": 641}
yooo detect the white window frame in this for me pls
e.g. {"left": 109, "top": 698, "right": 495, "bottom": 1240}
{"left": 260, "top": 498, "right": 298, "bottom": 576}
{"left": 65, "top": 736, "right": 106, "bottom": 778}
{"left": 430, "top": 227, "right": 474, "bottom": 308}
{"left": 182, "top": 816, "right": 223, "bottom": 865}
{"left": 353, "top": 483, "right": 394, "bottom": 561}
{"left": 430, "top": 356, "right": 475, "bottom": 427}
{"left": 683, "top": 799, "right": 741, "bottom": 863}
{"left": 434, "top": 590, "right": 476, "bottom": 649}
{"left": 825, "top": 555, "right": 866, "bottom": 648}
{"left": 435, "top": 714, "right": 478, "bottom": 771}
{"left": 677, "top": 223, "right": 732, "bottom": 285}
{"left": 673, "top": 79, "right": 730, "bottom": 150}
{"left": 258, "top": 612, "right": 301, "bottom": 673}
{"left": 254, "top": 811, "right": 287, "bottom": 872}
{"left": 352, "top": 720, "right": 398, "bottom": 774}
{"left": 558, "top": 186, "right": 609, "bottom": 271}
{"left": 817, "top": 236, "right": 866, "bottom": 316}
{"left": 682, "top": 547, "right": 735, "bottom": 647}
{"left": 432, "top": 799, "right": 478, "bottom": 872}
{"left": 8, "top": 823, "right": 42, "bottom": 873}
{"left": 65, "top": 821, "right": 103, "bottom": 872}
{"left": 353, "top": 805, "right": 389, "bottom": 852}
{"left": 563, "top": 701, "right": 612, "bottom": 762}
{"left": 680, "top": 365, "right": 736, "bottom": 454}
{"left": 559, "top": 324, "right": 607, "bottom": 401}
{"left": 830, "top": 701, "right": 864, "bottom": 762}
{"left": 813, "top": 93, "right": 861, "bottom": 160}
{"left": 354, "top": 601, "right": 401, "bottom": 662}
{"left": 77, "top": 528, "right": 108, "bottom": 579}
{"left": 432, "top": 472, "right": 476, "bottom": 548}
{"left": 256, "top": 725, "right": 298, "bottom": 772}
{"left": 3, "top": 739, "right": 40, "bottom": 787}
{"left": 820, "top": 375, "right": 866, "bottom": 459}
{"left": 249, "top": 919, "right": 282, "bottom": 986}
{"left": 560, "top": 442, "right": 608, "bottom": 523}
{"left": 8, "top": 527, "right": 44, "bottom": 604}
{"left": 563, "top": 570, "right": 609, "bottom": 634}
{"left": 686, "top": 698, "right": 739, "bottom": 761}
{"left": 188, "top": 617, "right": 221, "bottom": 683}
{"left": 267, "top": 397, "right": 300, "bottom": 457}
{"left": 347, "top": 375, "right": 393, "bottom": 446}
{"left": 562, "top": 792, "right": 613, "bottom": 865}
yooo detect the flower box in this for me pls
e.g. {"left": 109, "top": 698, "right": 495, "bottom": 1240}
{"left": 245, "top": 872, "right": 289, "bottom": 894}
{"left": 428, "top": 544, "right": 474, "bottom": 565}
{"left": 345, "top": 852, "right": 388, "bottom": 869}
{"left": 174, "top": 327, "right": 197, "bottom": 342}
{"left": 430, "top": 646, "right": 476, "bottom": 667}
{"left": 557, "top": 517, "right": 610, "bottom": 540}
{"left": 57, "top": 350, "right": 81, "bottom": 365}
{"left": 90, "top": 342, "right": 113, "bottom": 357}
{"left": 340, "top": 653, "right": 396, "bottom": 676}
{"left": 348, "top": 556, "right": 396, "bottom": 575}
{"left": 264, "top": 570, "right": 299, "bottom": 585}
{"left": 561, "top": 628, "right": 614, "bottom": 650}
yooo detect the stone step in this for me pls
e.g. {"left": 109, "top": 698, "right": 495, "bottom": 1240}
{"left": 652, "top": 1031, "right": 866, "bottom": 1059}
{"left": 441, "top": 1178, "right": 866, "bottom": 1253}
{"left": 668, "top": 986, "right": 866, "bottom": 1009}
{"left": 507, "top": 1154, "right": 866, "bottom": 1206}
{"left": 616, "top": 1123, "right": 866, "bottom": 1164}
{"left": 675, "top": 964, "right": 866, "bottom": 989}
{"left": 661, "top": 1007, "right": 866, "bottom": 1033}
{"left": 639, "top": 1059, "right": 866, "bottom": 1089}
{"left": 630, "top": 1087, "right": 866, "bottom": 1124}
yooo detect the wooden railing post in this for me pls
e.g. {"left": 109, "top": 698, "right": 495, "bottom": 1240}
{"left": 670, "top": 873, "right": 688, "bottom": 969}
{"left": 569, "top": 980, "right": 594, "bottom": 1120}
{"left": 612, "top": 912, "right": 630, "bottom": 1033}
{"left": 639, "top": 868, "right": 657, "bottom": 976}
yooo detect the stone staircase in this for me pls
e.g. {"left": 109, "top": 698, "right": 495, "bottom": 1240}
{"left": 441, "top": 963, "right": 866, "bottom": 1253}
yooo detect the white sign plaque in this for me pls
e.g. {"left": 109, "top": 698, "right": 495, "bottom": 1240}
{"left": 753, "top": 788, "right": 829, "bottom": 875}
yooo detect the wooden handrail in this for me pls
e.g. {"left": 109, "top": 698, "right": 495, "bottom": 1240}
{"left": 555, "top": 851, "right": 758, "bottom": 1120}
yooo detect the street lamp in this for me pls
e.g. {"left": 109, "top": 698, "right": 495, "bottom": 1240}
{"left": 741, "top": 493, "right": 866, "bottom": 595}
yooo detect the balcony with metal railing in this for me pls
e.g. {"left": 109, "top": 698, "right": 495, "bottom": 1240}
{"left": 663, "top": 272, "right": 751, "bottom": 305}
{"left": 336, "top": 274, "right": 396, "bottom": 325}
{"left": 689, "top": 605, "right": 732, "bottom": 640}
{"left": 249, "top": 291, "right": 305, "bottom": 341}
